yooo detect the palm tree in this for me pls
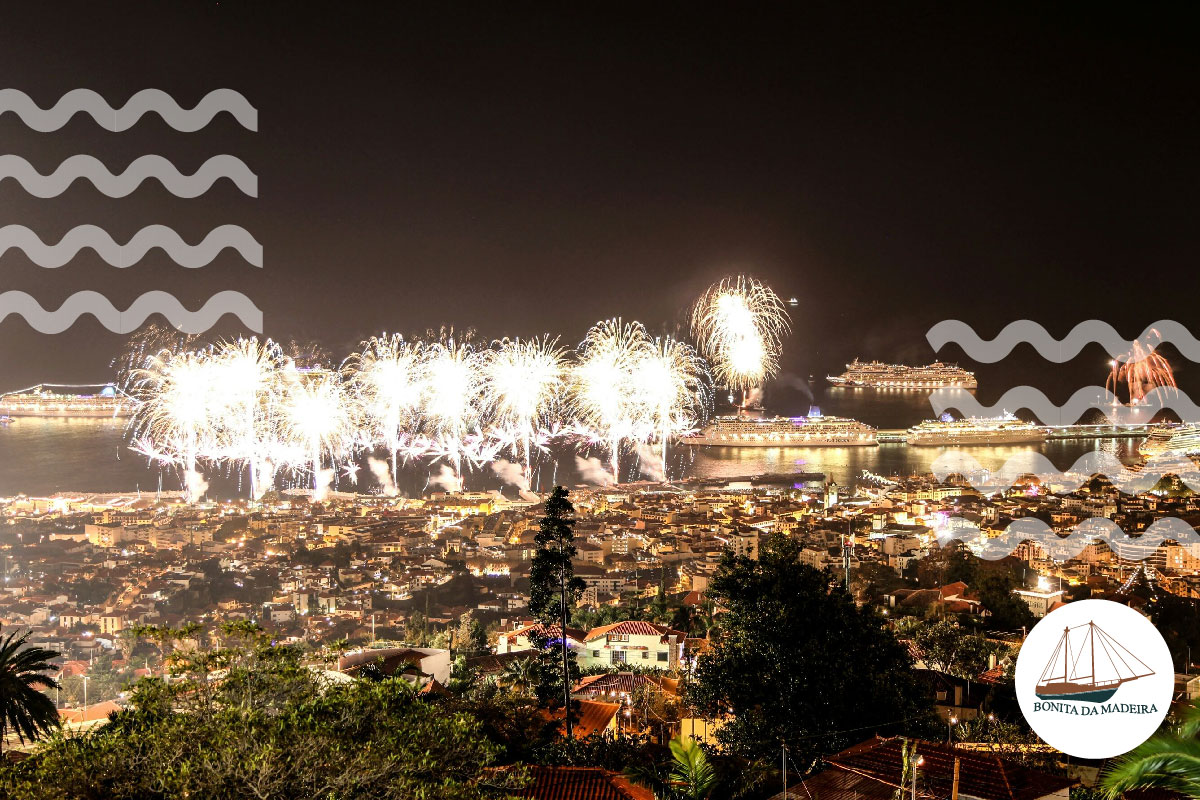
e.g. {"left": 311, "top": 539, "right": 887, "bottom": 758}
{"left": 1101, "top": 702, "right": 1200, "bottom": 798}
{"left": 499, "top": 655, "right": 539, "bottom": 696}
{"left": 0, "top": 625, "right": 61, "bottom": 752}
{"left": 627, "top": 736, "right": 719, "bottom": 800}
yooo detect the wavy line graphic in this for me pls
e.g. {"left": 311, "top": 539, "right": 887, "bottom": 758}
{"left": 926, "top": 319, "right": 1200, "bottom": 364}
{"left": 0, "top": 155, "right": 257, "bottom": 198}
{"left": 0, "top": 224, "right": 262, "bottom": 268}
{"left": 928, "top": 385, "right": 1200, "bottom": 424}
{"left": 937, "top": 515, "right": 1199, "bottom": 562}
{"left": 931, "top": 449, "right": 1200, "bottom": 495}
{"left": 0, "top": 88, "right": 257, "bottom": 132}
{"left": 0, "top": 291, "right": 262, "bottom": 333}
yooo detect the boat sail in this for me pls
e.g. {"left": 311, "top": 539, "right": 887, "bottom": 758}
{"left": 1035, "top": 621, "right": 1154, "bottom": 703}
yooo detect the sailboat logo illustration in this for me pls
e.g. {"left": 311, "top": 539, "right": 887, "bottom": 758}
{"left": 1035, "top": 620, "right": 1154, "bottom": 704}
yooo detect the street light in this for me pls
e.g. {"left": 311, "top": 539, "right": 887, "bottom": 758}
{"left": 948, "top": 715, "right": 958, "bottom": 743}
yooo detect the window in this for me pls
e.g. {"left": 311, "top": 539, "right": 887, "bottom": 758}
{"left": 611, "top": 650, "right": 626, "bottom": 664}
{"left": 657, "top": 652, "right": 669, "bottom": 662}
{"left": 642, "top": 651, "right": 649, "bottom": 659}
{"left": 592, "top": 650, "right": 600, "bottom": 658}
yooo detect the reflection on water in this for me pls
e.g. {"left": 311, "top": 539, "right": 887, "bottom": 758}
{"left": 0, "top": 395, "right": 1151, "bottom": 497}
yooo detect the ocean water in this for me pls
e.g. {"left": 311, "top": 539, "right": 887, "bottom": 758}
{"left": 0, "top": 388, "right": 1147, "bottom": 498}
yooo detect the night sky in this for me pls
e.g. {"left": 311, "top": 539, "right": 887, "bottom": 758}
{"left": 0, "top": 4, "right": 1197, "bottom": 404}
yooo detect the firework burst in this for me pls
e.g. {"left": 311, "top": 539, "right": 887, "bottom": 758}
{"left": 345, "top": 334, "right": 425, "bottom": 485}
{"left": 632, "top": 335, "right": 711, "bottom": 475}
{"left": 420, "top": 334, "right": 485, "bottom": 469}
{"left": 690, "top": 276, "right": 790, "bottom": 402}
{"left": 278, "top": 365, "right": 356, "bottom": 499}
{"left": 479, "top": 336, "right": 566, "bottom": 473}
{"left": 129, "top": 347, "right": 218, "bottom": 502}
{"left": 570, "top": 319, "right": 653, "bottom": 481}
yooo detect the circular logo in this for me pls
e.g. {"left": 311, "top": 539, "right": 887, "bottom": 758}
{"left": 1015, "top": 599, "right": 1173, "bottom": 759}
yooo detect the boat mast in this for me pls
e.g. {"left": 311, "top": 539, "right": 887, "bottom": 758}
{"left": 1063, "top": 626, "right": 1070, "bottom": 683}
{"left": 1090, "top": 621, "right": 1095, "bottom": 686}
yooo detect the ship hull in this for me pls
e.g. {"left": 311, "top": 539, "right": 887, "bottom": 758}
{"left": 681, "top": 437, "right": 877, "bottom": 447}
{"left": 1034, "top": 684, "right": 1119, "bottom": 704}
{"left": 907, "top": 432, "right": 1047, "bottom": 446}
{"left": 0, "top": 406, "right": 130, "bottom": 418}
{"left": 827, "top": 379, "right": 978, "bottom": 389}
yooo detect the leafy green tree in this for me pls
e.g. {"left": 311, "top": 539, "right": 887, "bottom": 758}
{"left": 1, "top": 643, "right": 527, "bottom": 799}
{"left": 455, "top": 610, "right": 489, "bottom": 655}
{"left": 529, "top": 487, "right": 585, "bottom": 732}
{"left": 977, "top": 574, "right": 1035, "bottom": 631}
{"left": 0, "top": 626, "right": 60, "bottom": 752}
{"left": 944, "top": 543, "right": 980, "bottom": 586}
{"left": 500, "top": 655, "right": 539, "bottom": 697}
{"left": 1100, "top": 701, "right": 1200, "bottom": 798}
{"left": 912, "top": 620, "right": 994, "bottom": 678}
{"left": 687, "top": 534, "right": 932, "bottom": 769}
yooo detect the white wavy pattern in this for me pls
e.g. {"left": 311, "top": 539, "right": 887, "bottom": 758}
{"left": 931, "top": 449, "right": 1200, "bottom": 494}
{"left": 938, "top": 515, "right": 1199, "bottom": 562}
{"left": 0, "top": 290, "right": 262, "bottom": 333}
{"left": 0, "top": 88, "right": 257, "bottom": 132}
{"left": 928, "top": 385, "right": 1200, "bottom": 424}
{"left": 927, "top": 319, "right": 1200, "bottom": 364}
{"left": 0, "top": 224, "right": 262, "bottom": 268}
{"left": 0, "top": 155, "right": 257, "bottom": 197}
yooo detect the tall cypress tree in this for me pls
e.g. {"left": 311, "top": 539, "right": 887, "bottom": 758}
{"left": 529, "top": 486, "right": 586, "bottom": 735}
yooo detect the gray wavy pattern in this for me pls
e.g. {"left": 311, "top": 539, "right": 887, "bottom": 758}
{"left": 0, "top": 88, "right": 257, "bottom": 132}
{"left": 0, "top": 155, "right": 257, "bottom": 197}
{"left": 927, "top": 319, "right": 1200, "bottom": 364}
{"left": 931, "top": 449, "right": 1200, "bottom": 494}
{"left": 939, "top": 515, "right": 1199, "bottom": 562}
{"left": 928, "top": 385, "right": 1200, "bottom": 424}
{"left": 0, "top": 224, "right": 262, "bottom": 267}
{"left": 0, "top": 290, "right": 262, "bottom": 333}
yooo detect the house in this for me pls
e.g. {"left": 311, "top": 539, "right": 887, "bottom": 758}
{"left": 514, "top": 766, "right": 652, "bottom": 800}
{"left": 578, "top": 620, "right": 686, "bottom": 670}
{"left": 496, "top": 623, "right": 586, "bottom": 655}
{"left": 573, "top": 671, "right": 678, "bottom": 702}
{"left": 783, "top": 736, "right": 1075, "bottom": 800}
{"left": 542, "top": 699, "right": 622, "bottom": 739}
{"left": 337, "top": 646, "right": 452, "bottom": 685}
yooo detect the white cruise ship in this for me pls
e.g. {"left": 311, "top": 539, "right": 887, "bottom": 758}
{"left": 0, "top": 384, "right": 132, "bottom": 418}
{"left": 827, "top": 359, "right": 977, "bottom": 389}
{"left": 1139, "top": 423, "right": 1200, "bottom": 459}
{"left": 682, "top": 411, "right": 877, "bottom": 447}
{"left": 906, "top": 414, "right": 1046, "bottom": 446}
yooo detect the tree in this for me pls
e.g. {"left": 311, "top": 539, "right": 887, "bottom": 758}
{"left": 977, "top": 574, "right": 1035, "bottom": 631}
{"left": 500, "top": 655, "right": 539, "bottom": 697}
{"left": 912, "top": 620, "right": 994, "bottom": 678}
{"left": 0, "top": 626, "right": 61, "bottom": 752}
{"left": 667, "top": 737, "right": 718, "bottom": 800}
{"left": 1100, "top": 701, "right": 1200, "bottom": 798}
{"left": 687, "top": 534, "right": 932, "bottom": 769}
{"left": 455, "top": 611, "right": 489, "bottom": 655}
{"left": 529, "top": 487, "right": 586, "bottom": 733}
{"left": 1, "top": 642, "right": 528, "bottom": 799}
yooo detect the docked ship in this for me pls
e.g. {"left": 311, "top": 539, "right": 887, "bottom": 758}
{"left": 1035, "top": 620, "right": 1153, "bottom": 704}
{"left": 906, "top": 414, "right": 1046, "bottom": 446}
{"left": 0, "top": 384, "right": 132, "bottom": 418}
{"left": 1138, "top": 423, "right": 1200, "bottom": 459}
{"left": 682, "top": 410, "right": 877, "bottom": 447}
{"left": 827, "top": 359, "right": 977, "bottom": 389}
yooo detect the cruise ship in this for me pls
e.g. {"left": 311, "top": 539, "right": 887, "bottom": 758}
{"left": 682, "top": 410, "right": 877, "bottom": 447}
{"left": 0, "top": 384, "right": 132, "bottom": 418}
{"left": 906, "top": 414, "right": 1046, "bottom": 446}
{"left": 1139, "top": 423, "right": 1200, "bottom": 459}
{"left": 827, "top": 359, "right": 977, "bottom": 389}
